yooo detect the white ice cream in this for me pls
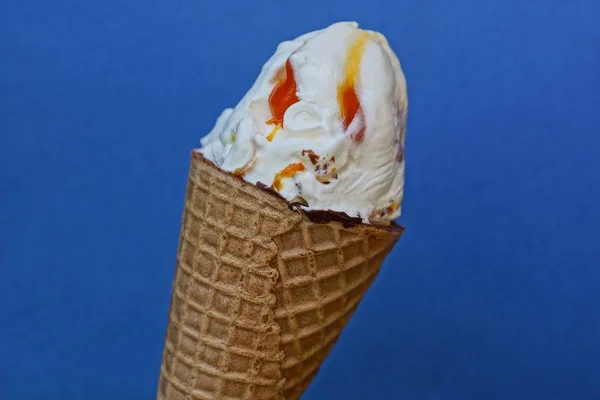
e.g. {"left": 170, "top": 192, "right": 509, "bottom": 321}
{"left": 200, "top": 21, "right": 407, "bottom": 225}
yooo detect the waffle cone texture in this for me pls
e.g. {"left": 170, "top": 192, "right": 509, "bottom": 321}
{"left": 157, "top": 152, "right": 402, "bottom": 400}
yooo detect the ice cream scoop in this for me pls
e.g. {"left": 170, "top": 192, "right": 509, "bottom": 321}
{"left": 200, "top": 21, "right": 407, "bottom": 225}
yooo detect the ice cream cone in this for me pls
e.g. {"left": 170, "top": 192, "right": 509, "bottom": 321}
{"left": 157, "top": 152, "right": 402, "bottom": 400}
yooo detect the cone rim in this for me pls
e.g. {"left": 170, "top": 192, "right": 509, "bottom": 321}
{"left": 191, "top": 150, "right": 404, "bottom": 234}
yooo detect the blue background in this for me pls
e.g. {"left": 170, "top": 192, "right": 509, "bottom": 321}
{"left": 2, "top": 0, "right": 600, "bottom": 399}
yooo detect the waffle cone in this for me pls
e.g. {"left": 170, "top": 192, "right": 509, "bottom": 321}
{"left": 157, "top": 152, "right": 402, "bottom": 400}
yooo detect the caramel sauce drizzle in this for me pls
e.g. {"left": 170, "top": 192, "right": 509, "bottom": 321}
{"left": 273, "top": 162, "right": 305, "bottom": 191}
{"left": 266, "top": 59, "right": 299, "bottom": 141}
{"left": 337, "top": 32, "right": 370, "bottom": 143}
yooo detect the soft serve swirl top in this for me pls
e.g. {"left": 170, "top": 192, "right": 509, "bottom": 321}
{"left": 200, "top": 22, "right": 407, "bottom": 225}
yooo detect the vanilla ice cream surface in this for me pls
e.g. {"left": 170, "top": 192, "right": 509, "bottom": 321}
{"left": 200, "top": 22, "right": 407, "bottom": 225}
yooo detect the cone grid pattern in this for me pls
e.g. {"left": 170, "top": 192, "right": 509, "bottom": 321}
{"left": 158, "top": 153, "right": 401, "bottom": 400}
